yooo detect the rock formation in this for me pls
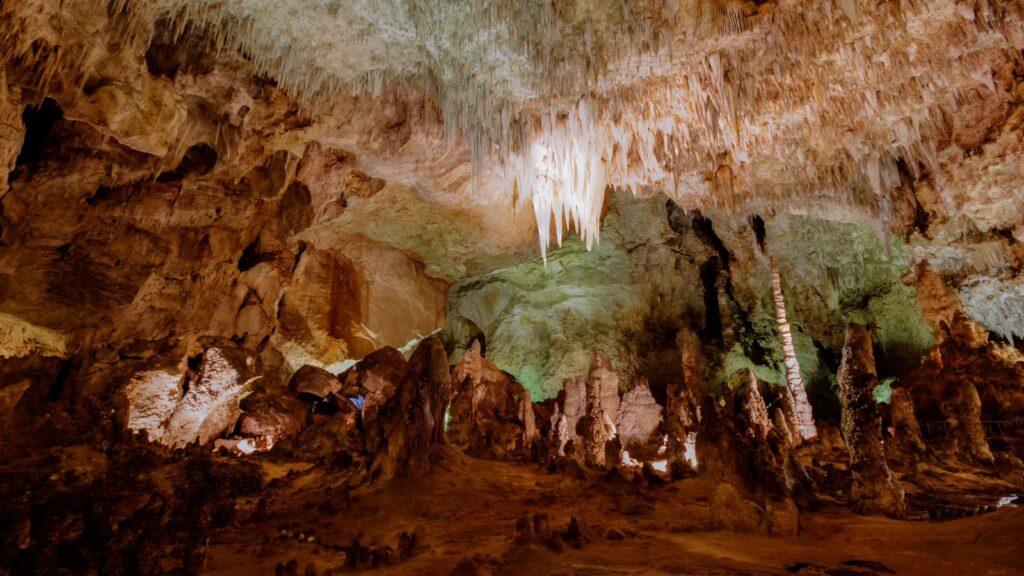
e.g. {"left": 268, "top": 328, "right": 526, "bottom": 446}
{"left": 447, "top": 340, "right": 537, "bottom": 460}
{"left": 1, "top": 1, "right": 1024, "bottom": 573}
{"left": 889, "top": 387, "right": 927, "bottom": 461}
{"left": 836, "top": 324, "right": 906, "bottom": 518}
{"left": 369, "top": 336, "right": 451, "bottom": 479}
{"left": 614, "top": 379, "right": 662, "bottom": 459}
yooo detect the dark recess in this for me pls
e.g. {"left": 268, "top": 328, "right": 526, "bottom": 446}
{"left": 16, "top": 97, "right": 63, "bottom": 167}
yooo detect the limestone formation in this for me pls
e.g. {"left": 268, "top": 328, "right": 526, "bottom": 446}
{"left": 581, "top": 361, "right": 616, "bottom": 469}
{"left": 288, "top": 365, "right": 341, "bottom": 399}
{"left": 237, "top": 385, "right": 308, "bottom": 439}
{"left": 369, "top": 337, "right": 451, "bottom": 479}
{"left": 3, "top": 1, "right": 1024, "bottom": 573}
{"left": 614, "top": 380, "right": 662, "bottom": 459}
{"left": 561, "top": 377, "right": 587, "bottom": 438}
{"left": 836, "top": 324, "right": 906, "bottom": 518}
{"left": 889, "top": 387, "right": 927, "bottom": 460}
{"left": 742, "top": 371, "right": 772, "bottom": 440}
{"left": 664, "top": 380, "right": 700, "bottom": 469}
{"left": 447, "top": 340, "right": 537, "bottom": 460}
{"left": 954, "top": 380, "right": 995, "bottom": 465}
{"left": 770, "top": 263, "right": 817, "bottom": 442}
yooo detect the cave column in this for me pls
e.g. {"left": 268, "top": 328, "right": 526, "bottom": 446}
{"left": 837, "top": 323, "right": 906, "bottom": 517}
{"left": 770, "top": 261, "right": 817, "bottom": 442}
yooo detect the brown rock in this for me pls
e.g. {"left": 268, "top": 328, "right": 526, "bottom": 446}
{"left": 287, "top": 365, "right": 341, "bottom": 399}
{"left": 710, "top": 483, "right": 766, "bottom": 533}
{"left": 369, "top": 336, "right": 451, "bottom": 479}
{"left": 766, "top": 498, "right": 799, "bottom": 536}
{"left": 238, "top": 385, "right": 309, "bottom": 439}
{"left": 447, "top": 340, "right": 537, "bottom": 459}
{"left": 837, "top": 323, "right": 906, "bottom": 518}
{"left": 889, "top": 387, "right": 927, "bottom": 459}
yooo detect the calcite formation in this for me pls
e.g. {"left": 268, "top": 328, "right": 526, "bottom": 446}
{"left": 447, "top": 340, "right": 537, "bottom": 460}
{"left": 837, "top": 323, "right": 907, "bottom": 518}
{"left": 2, "top": 1, "right": 1024, "bottom": 574}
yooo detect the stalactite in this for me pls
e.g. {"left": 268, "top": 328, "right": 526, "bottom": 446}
{"left": 46, "top": 0, "right": 1017, "bottom": 258}
{"left": 770, "top": 261, "right": 817, "bottom": 442}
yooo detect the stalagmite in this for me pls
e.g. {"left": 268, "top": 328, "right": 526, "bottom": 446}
{"left": 447, "top": 340, "right": 537, "bottom": 460}
{"left": 836, "top": 323, "right": 906, "bottom": 518}
{"left": 615, "top": 379, "right": 662, "bottom": 459}
{"left": 955, "top": 380, "right": 995, "bottom": 465}
{"left": 770, "top": 262, "right": 817, "bottom": 442}
{"left": 889, "top": 387, "right": 927, "bottom": 460}
{"left": 581, "top": 354, "right": 619, "bottom": 468}
{"left": 743, "top": 370, "right": 772, "bottom": 440}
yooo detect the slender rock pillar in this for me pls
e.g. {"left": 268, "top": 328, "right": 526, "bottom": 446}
{"left": 837, "top": 323, "right": 905, "bottom": 517}
{"left": 771, "top": 262, "right": 817, "bottom": 441}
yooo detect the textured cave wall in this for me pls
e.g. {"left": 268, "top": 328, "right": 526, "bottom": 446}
{"left": 0, "top": 7, "right": 508, "bottom": 446}
{"left": 0, "top": 0, "right": 1022, "bottom": 452}
{"left": 445, "top": 196, "right": 938, "bottom": 411}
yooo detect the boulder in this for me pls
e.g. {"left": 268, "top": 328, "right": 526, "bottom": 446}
{"left": 123, "top": 368, "right": 185, "bottom": 443}
{"left": 710, "top": 483, "right": 766, "bottom": 533}
{"left": 163, "top": 347, "right": 259, "bottom": 449}
{"left": 288, "top": 365, "right": 341, "bottom": 399}
{"left": 766, "top": 498, "right": 799, "bottom": 536}
{"left": 238, "top": 385, "right": 309, "bottom": 439}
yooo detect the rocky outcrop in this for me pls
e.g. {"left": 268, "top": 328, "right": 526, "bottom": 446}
{"left": 615, "top": 380, "right": 662, "bottom": 459}
{"left": 889, "top": 387, "right": 927, "bottom": 461}
{"left": 287, "top": 365, "right": 341, "bottom": 399}
{"left": 123, "top": 347, "right": 259, "bottom": 449}
{"left": 836, "top": 324, "right": 906, "bottom": 518}
{"left": 369, "top": 337, "right": 451, "bottom": 479}
{"left": 447, "top": 340, "right": 537, "bottom": 460}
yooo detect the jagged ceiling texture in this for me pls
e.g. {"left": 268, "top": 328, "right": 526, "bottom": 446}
{"left": 95, "top": 0, "right": 1024, "bottom": 256}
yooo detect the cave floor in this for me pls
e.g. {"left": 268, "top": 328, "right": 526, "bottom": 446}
{"left": 204, "top": 449, "right": 1024, "bottom": 575}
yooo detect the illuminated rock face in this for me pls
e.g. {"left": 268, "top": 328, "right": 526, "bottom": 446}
{"left": 123, "top": 348, "right": 259, "bottom": 449}
{"left": 615, "top": 381, "right": 662, "bottom": 457}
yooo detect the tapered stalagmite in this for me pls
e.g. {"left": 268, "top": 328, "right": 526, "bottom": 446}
{"left": 836, "top": 323, "right": 905, "bottom": 517}
{"left": 743, "top": 370, "right": 772, "bottom": 440}
{"left": 581, "top": 353, "right": 618, "bottom": 467}
{"left": 889, "top": 387, "right": 927, "bottom": 459}
{"left": 955, "top": 380, "right": 995, "bottom": 465}
{"left": 770, "top": 262, "right": 816, "bottom": 442}
{"left": 370, "top": 336, "right": 451, "bottom": 479}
